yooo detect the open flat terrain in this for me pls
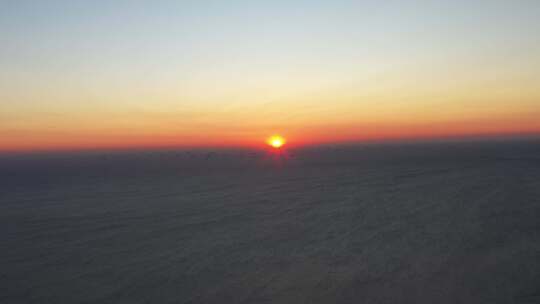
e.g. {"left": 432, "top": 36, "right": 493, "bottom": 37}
{"left": 1, "top": 139, "right": 540, "bottom": 303}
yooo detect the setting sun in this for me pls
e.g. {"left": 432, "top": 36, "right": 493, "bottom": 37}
{"left": 267, "top": 135, "right": 286, "bottom": 148}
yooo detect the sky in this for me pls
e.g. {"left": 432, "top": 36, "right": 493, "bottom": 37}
{"left": 1, "top": 0, "right": 540, "bottom": 151}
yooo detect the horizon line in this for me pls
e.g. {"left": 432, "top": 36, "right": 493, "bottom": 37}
{"left": 2, "top": 132, "right": 539, "bottom": 156}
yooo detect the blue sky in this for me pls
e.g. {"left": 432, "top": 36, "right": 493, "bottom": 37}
{"left": 1, "top": 0, "right": 540, "bottom": 150}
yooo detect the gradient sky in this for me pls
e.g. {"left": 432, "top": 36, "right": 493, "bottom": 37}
{"left": 1, "top": 0, "right": 540, "bottom": 151}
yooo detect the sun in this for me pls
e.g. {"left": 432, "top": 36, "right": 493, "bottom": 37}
{"left": 267, "top": 135, "right": 286, "bottom": 148}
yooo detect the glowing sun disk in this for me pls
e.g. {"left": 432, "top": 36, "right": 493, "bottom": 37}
{"left": 267, "top": 135, "right": 285, "bottom": 148}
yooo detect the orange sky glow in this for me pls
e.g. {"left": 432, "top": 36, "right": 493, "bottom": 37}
{"left": 2, "top": 1, "right": 540, "bottom": 153}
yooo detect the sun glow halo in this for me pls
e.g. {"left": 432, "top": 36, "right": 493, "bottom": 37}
{"left": 267, "top": 135, "right": 285, "bottom": 148}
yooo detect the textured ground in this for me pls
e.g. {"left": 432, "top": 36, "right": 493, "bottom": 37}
{"left": 1, "top": 139, "right": 540, "bottom": 303}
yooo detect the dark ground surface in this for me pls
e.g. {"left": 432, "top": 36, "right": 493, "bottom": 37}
{"left": 1, "top": 139, "right": 540, "bottom": 303}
